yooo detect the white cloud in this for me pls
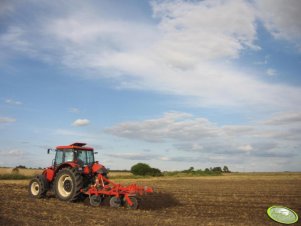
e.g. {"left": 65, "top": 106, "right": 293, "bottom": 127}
{"left": 106, "top": 112, "right": 221, "bottom": 142}
{"left": 69, "top": 107, "right": 80, "bottom": 114}
{"left": 266, "top": 68, "right": 277, "bottom": 76}
{"left": 152, "top": 0, "right": 258, "bottom": 65}
{"left": 106, "top": 152, "right": 159, "bottom": 161}
{"left": 1, "top": 0, "right": 300, "bottom": 113}
{"left": 256, "top": 0, "right": 301, "bottom": 48}
{"left": 237, "top": 144, "right": 253, "bottom": 152}
{"left": 72, "top": 118, "right": 90, "bottom": 127}
{"left": 0, "top": 148, "right": 23, "bottom": 157}
{"left": 262, "top": 112, "right": 301, "bottom": 125}
{"left": 0, "top": 26, "right": 34, "bottom": 54}
{"left": 0, "top": 117, "right": 16, "bottom": 123}
{"left": 5, "top": 99, "right": 22, "bottom": 105}
{"left": 106, "top": 111, "right": 301, "bottom": 168}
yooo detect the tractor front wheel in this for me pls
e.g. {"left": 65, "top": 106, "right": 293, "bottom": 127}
{"left": 54, "top": 168, "right": 83, "bottom": 202}
{"left": 28, "top": 175, "right": 48, "bottom": 198}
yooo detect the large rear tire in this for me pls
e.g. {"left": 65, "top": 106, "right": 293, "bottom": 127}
{"left": 28, "top": 175, "right": 48, "bottom": 198}
{"left": 54, "top": 168, "right": 83, "bottom": 202}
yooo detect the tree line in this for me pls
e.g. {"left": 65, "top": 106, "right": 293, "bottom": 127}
{"left": 130, "top": 163, "right": 231, "bottom": 176}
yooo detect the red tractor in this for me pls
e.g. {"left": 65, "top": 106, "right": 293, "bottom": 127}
{"left": 28, "top": 143, "right": 152, "bottom": 209}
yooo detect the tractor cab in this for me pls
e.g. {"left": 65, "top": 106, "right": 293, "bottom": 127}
{"left": 53, "top": 143, "right": 95, "bottom": 167}
{"left": 32, "top": 142, "right": 108, "bottom": 202}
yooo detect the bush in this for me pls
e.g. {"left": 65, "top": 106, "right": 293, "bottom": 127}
{"left": 130, "top": 163, "right": 162, "bottom": 176}
{"left": 16, "top": 165, "right": 26, "bottom": 169}
{"left": 149, "top": 167, "right": 162, "bottom": 176}
{"left": 12, "top": 168, "right": 20, "bottom": 174}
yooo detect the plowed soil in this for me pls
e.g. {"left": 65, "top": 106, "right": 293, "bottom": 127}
{"left": 0, "top": 173, "right": 300, "bottom": 226}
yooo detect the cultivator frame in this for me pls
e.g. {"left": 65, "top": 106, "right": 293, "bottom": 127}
{"left": 82, "top": 174, "right": 153, "bottom": 209}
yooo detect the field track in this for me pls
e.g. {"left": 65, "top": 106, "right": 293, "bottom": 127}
{"left": 0, "top": 173, "right": 300, "bottom": 225}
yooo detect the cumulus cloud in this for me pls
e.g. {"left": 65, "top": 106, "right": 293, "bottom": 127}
{"left": 106, "top": 152, "right": 200, "bottom": 163}
{"left": 152, "top": 0, "right": 258, "bottom": 65}
{"left": 106, "top": 111, "right": 301, "bottom": 167}
{"left": 256, "top": 0, "right": 301, "bottom": 49}
{"left": 237, "top": 144, "right": 253, "bottom": 152}
{"left": 106, "top": 112, "right": 221, "bottom": 142}
{"left": 1, "top": 0, "right": 300, "bottom": 113}
{"left": 72, "top": 118, "right": 90, "bottom": 127}
{"left": 262, "top": 112, "right": 301, "bottom": 125}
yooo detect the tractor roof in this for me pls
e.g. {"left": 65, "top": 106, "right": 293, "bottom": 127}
{"left": 56, "top": 143, "right": 93, "bottom": 151}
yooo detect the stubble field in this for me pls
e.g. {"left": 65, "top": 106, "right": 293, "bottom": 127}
{"left": 0, "top": 172, "right": 300, "bottom": 226}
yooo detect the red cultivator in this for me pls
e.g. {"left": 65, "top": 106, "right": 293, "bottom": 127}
{"left": 82, "top": 174, "right": 153, "bottom": 209}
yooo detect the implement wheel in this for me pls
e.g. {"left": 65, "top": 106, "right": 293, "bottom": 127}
{"left": 54, "top": 168, "right": 83, "bottom": 202}
{"left": 90, "top": 195, "right": 102, "bottom": 207}
{"left": 28, "top": 175, "right": 48, "bottom": 198}
{"left": 110, "top": 196, "right": 121, "bottom": 208}
{"left": 124, "top": 196, "right": 139, "bottom": 209}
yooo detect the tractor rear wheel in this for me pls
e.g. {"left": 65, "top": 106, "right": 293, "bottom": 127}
{"left": 28, "top": 175, "right": 48, "bottom": 198}
{"left": 54, "top": 168, "right": 83, "bottom": 202}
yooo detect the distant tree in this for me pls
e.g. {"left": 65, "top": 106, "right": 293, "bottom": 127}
{"left": 212, "top": 167, "right": 222, "bottom": 172}
{"left": 223, "top": 166, "right": 230, "bottom": 173}
{"left": 16, "top": 165, "right": 26, "bottom": 169}
{"left": 182, "top": 166, "right": 195, "bottom": 173}
{"left": 131, "top": 163, "right": 162, "bottom": 176}
{"left": 131, "top": 163, "right": 151, "bottom": 176}
{"left": 188, "top": 166, "right": 194, "bottom": 172}
{"left": 204, "top": 168, "right": 210, "bottom": 172}
{"left": 149, "top": 167, "right": 162, "bottom": 176}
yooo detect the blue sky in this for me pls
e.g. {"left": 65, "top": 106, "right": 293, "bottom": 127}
{"left": 1, "top": 0, "right": 301, "bottom": 171}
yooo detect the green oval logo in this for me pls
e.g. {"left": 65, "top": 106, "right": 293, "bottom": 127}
{"left": 267, "top": 206, "right": 299, "bottom": 224}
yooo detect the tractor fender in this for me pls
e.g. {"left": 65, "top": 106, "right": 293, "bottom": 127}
{"left": 54, "top": 162, "right": 78, "bottom": 174}
{"left": 43, "top": 168, "right": 55, "bottom": 182}
{"left": 92, "top": 163, "right": 107, "bottom": 175}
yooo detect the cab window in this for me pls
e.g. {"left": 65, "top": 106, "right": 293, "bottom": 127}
{"left": 64, "top": 150, "right": 74, "bottom": 162}
{"left": 55, "top": 150, "right": 64, "bottom": 165}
